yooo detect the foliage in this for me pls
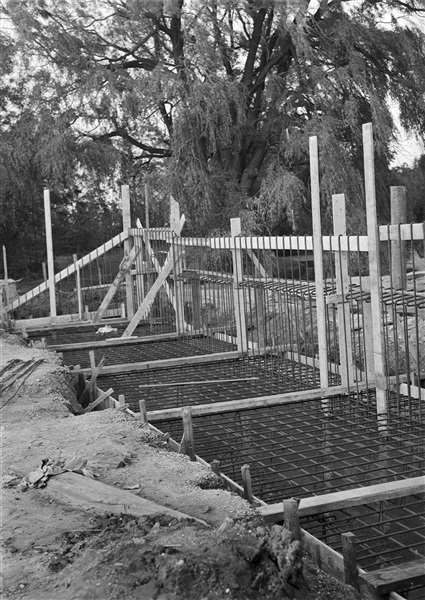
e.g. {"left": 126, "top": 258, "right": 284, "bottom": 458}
{"left": 1, "top": 0, "right": 425, "bottom": 255}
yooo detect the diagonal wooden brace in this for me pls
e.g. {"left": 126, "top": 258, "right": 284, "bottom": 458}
{"left": 92, "top": 245, "right": 141, "bottom": 323}
{"left": 122, "top": 248, "right": 185, "bottom": 337}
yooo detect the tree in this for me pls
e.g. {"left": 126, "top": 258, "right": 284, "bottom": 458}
{"left": 1, "top": 0, "right": 425, "bottom": 238}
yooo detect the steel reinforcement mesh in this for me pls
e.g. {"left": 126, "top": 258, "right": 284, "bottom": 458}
{"left": 153, "top": 392, "right": 424, "bottom": 579}
{"left": 61, "top": 337, "right": 237, "bottom": 369}
{"left": 96, "top": 355, "right": 332, "bottom": 411}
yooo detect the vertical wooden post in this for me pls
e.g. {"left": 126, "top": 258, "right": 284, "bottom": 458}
{"left": 122, "top": 185, "right": 134, "bottom": 320}
{"left": 362, "top": 302, "right": 375, "bottom": 381}
{"left": 332, "top": 194, "right": 355, "bottom": 385}
{"left": 73, "top": 254, "right": 83, "bottom": 320}
{"left": 138, "top": 399, "right": 148, "bottom": 423}
{"left": 170, "top": 196, "right": 186, "bottom": 334}
{"left": 191, "top": 275, "right": 202, "bottom": 330}
{"left": 283, "top": 498, "right": 301, "bottom": 541}
{"left": 341, "top": 532, "right": 359, "bottom": 590}
{"left": 42, "top": 261, "right": 47, "bottom": 282}
{"left": 241, "top": 464, "right": 253, "bottom": 504}
{"left": 89, "top": 350, "right": 98, "bottom": 401}
{"left": 144, "top": 183, "right": 150, "bottom": 229}
{"left": 2, "top": 246, "right": 11, "bottom": 326}
{"left": 363, "top": 123, "right": 387, "bottom": 423}
{"left": 44, "top": 189, "right": 57, "bottom": 322}
{"left": 309, "top": 138, "right": 328, "bottom": 388}
{"left": 182, "top": 406, "right": 196, "bottom": 461}
{"left": 118, "top": 394, "right": 126, "bottom": 408}
{"left": 255, "top": 285, "right": 266, "bottom": 349}
{"left": 231, "top": 218, "right": 248, "bottom": 353}
{"left": 390, "top": 186, "right": 407, "bottom": 290}
{"left": 211, "top": 459, "right": 221, "bottom": 477}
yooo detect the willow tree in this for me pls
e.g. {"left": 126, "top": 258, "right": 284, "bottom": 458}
{"left": 2, "top": 0, "right": 425, "bottom": 234}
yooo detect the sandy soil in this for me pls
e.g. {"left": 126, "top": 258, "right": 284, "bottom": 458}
{"left": 1, "top": 332, "right": 361, "bottom": 600}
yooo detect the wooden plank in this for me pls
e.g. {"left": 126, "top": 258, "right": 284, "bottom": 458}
{"left": 10, "top": 231, "right": 129, "bottom": 311}
{"left": 122, "top": 247, "right": 185, "bottom": 337}
{"left": 379, "top": 222, "right": 425, "bottom": 242}
{"left": 73, "top": 254, "right": 83, "bottom": 320}
{"left": 72, "top": 350, "right": 242, "bottom": 376}
{"left": 362, "top": 559, "right": 425, "bottom": 595}
{"left": 399, "top": 382, "right": 425, "bottom": 400}
{"left": 147, "top": 381, "right": 373, "bottom": 421}
{"left": 390, "top": 187, "right": 407, "bottom": 290}
{"left": 259, "top": 476, "right": 425, "bottom": 522}
{"left": 363, "top": 123, "right": 387, "bottom": 421}
{"left": 44, "top": 189, "right": 57, "bottom": 321}
{"left": 92, "top": 245, "right": 141, "bottom": 323}
{"left": 83, "top": 387, "right": 114, "bottom": 413}
{"left": 9, "top": 461, "right": 207, "bottom": 525}
{"left": 122, "top": 185, "right": 135, "bottom": 319}
{"left": 310, "top": 137, "right": 328, "bottom": 388}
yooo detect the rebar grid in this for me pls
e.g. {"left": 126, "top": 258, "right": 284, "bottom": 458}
{"left": 97, "top": 355, "right": 329, "bottom": 412}
{"left": 301, "top": 495, "right": 425, "bottom": 571}
{"left": 154, "top": 393, "right": 424, "bottom": 503}
{"left": 62, "top": 336, "right": 236, "bottom": 369}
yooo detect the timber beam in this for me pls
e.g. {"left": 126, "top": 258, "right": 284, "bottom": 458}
{"left": 259, "top": 477, "right": 425, "bottom": 523}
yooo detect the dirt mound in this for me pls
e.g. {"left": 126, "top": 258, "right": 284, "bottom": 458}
{"left": 1, "top": 332, "right": 360, "bottom": 600}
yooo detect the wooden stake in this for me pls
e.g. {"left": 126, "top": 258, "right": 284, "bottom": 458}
{"left": 390, "top": 186, "right": 407, "bottom": 290}
{"left": 231, "top": 218, "right": 248, "bottom": 353}
{"left": 191, "top": 276, "right": 202, "bottom": 330}
{"left": 341, "top": 532, "right": 359, "bottom": 590}
{"left": 138, "top": 399, "right": 148, "bottom": 423}
{"left": 43, "top": 189, "right": 57, "bottom": 322}
{"left": 363, "top": 123, "right": 387, "bottom": 424}
{"left": 182, "top": 407, "right": 196, "bottom": 461}
{"left": 118, "top": 394, "right": 126, "bottom": 408}
{"left": 84, "top": 388, "right": 114, "bottom": 413}
{"left": 241, "top": 464, "right": 253, "bottom": 504}
{"left": 73, "top": 254, "right": 83, "bottom": 320}
{"left": 211, "top": 460, "right": 221, "bottom": 477}
{"left": 283, "top": 498, "right": 301, "bottom": 541}
{"left": 122, "top": 184, "right": 134, "bottom": 319}
{"left": 309, "top": 137, "right": 328, "bottom": 388}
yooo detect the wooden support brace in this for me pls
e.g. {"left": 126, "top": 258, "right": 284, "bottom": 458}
{"left": 84, "top": 388, "right": 114, "bottom": 413}
{"left": 122, "top": 248, "right": 185, "bottom": 338}
{"left": 78, "top": 356, "right": 106, "bottom": 408}
{"left": 92, "top": 245, "right": 141, "bottom": 323}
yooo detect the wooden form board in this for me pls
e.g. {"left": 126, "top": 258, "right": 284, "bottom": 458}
{"left": 10, "top": 231, "right": 129, "bottom": 311}
{"left": 362, "top": 559, "right": 425, "bottom": 595}
{"left": 72, "top": 350, "right": 242, "bottom": 376}
{"left": 146, "top": 381, "right": 373, "bottom": 421}
{"left": 259, "top": 476, "right": 425, "bottom": 522}
{"left": 10, "top": 461, "right": 207, "bottom": 525}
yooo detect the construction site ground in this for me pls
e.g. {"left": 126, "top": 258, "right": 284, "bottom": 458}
{"left": 1, "top": 332, "right": 363, "bottom": 600}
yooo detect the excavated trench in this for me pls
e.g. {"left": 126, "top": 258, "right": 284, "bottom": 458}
{"left": 34, "top": 326, "right": 425, "bottom": 598}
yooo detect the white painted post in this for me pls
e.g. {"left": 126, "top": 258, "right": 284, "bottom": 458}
{"left": 122, "top": 185, "right": 134, "bottom": 319}
{"left": 363, "top": 123, "right": 387, "bottom": 425}
{"left": 390, "top": 186, "right": 407, "bottom": 290}
{"left": 170, "top": 196, "right": 186, "bottom": 334}
{"left": 231, "top": 218, "right": 248, "bottom": 353}
{"left": 332, "top": 194, "right": 355, "bottom": 385}
{"left": 44, "top": 189, "right": 57, "bottom": 322}
{"left": 73, "top": 254, "right": 83, "bottom": 320}
{"left": 309, "top": 137, "right": 328, "bottom": 388}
